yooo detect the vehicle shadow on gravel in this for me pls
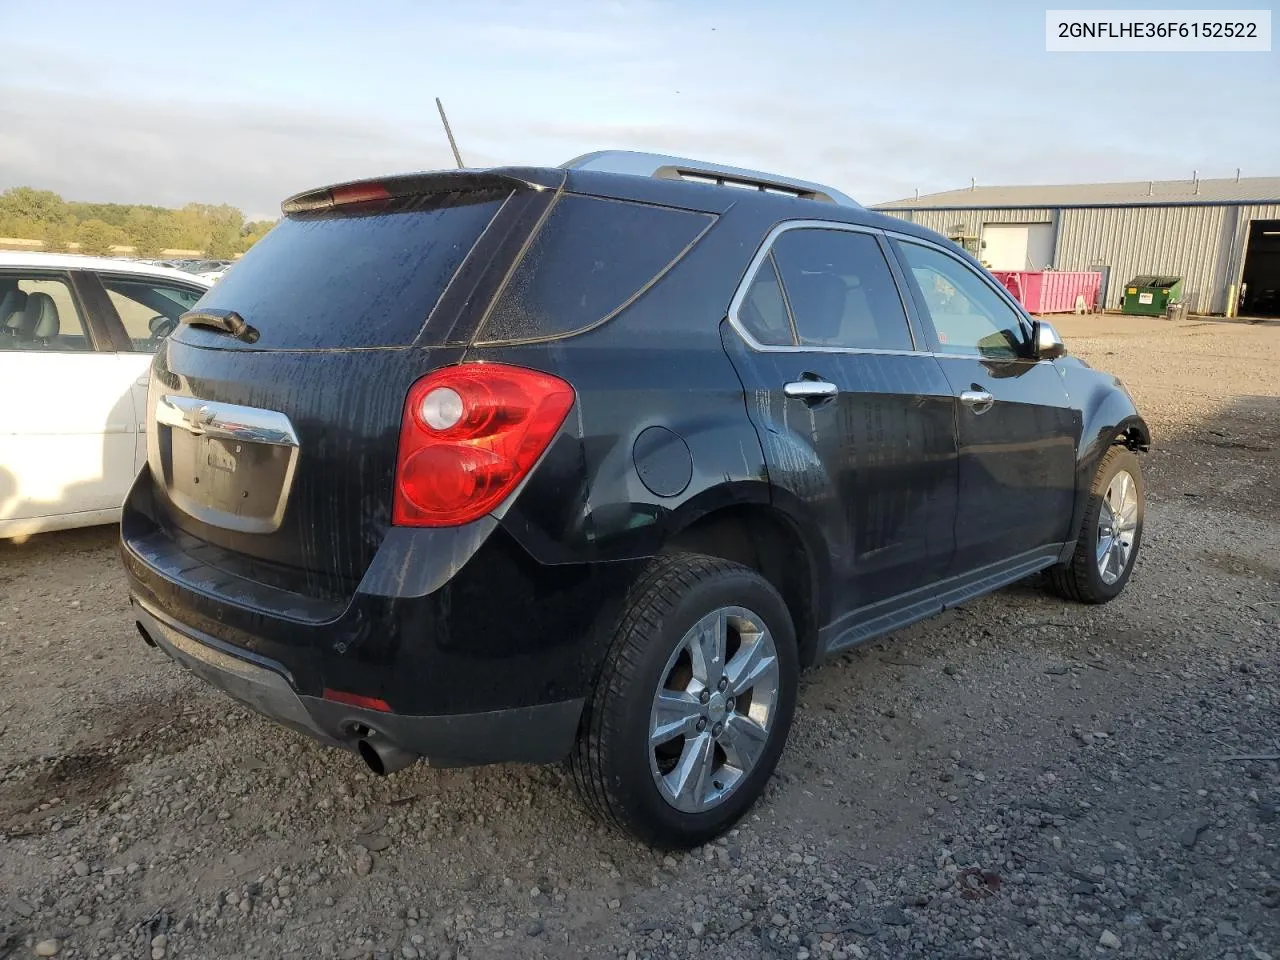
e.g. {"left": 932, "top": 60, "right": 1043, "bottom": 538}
{"left": 0, "top": 688, "right": 222, "bottom": 836}
{"left": 1144, "top": 393, "right": 1279, "bottom": 508}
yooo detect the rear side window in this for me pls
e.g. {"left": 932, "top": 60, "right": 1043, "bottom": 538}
{"left": 737, "top": 254, "right": 794, "bottom": 346}
{"left": 770, "top": 229, "right": 914, "bottom": 351}
{"left": 183, "top": 191, "right": 506, "bottom": 349}
{"left": 478, "top": 195, "right": 713, "bottom": 343}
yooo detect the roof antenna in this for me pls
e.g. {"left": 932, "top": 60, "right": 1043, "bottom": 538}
{"left": 1192, "top": 168, "right": 1199, "bottom": 195}
{"left": 435, "top": 97, "right": 465, "bottom": 169}
{"left": 970, "top": 177, "right": 975, "bottom": 191}
{"left": 914, "top": 188, "right": 920, "bottom": 201}
{"left": 1148, "top": 180, "right": 1153, "bottom": 196}
{"left": 1235, "top": 167, "right": 1241, "bottom": 182}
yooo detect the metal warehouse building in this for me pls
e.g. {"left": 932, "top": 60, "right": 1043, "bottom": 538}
{"left": 873, "top": 176, "right": 1280, "bottom": 317}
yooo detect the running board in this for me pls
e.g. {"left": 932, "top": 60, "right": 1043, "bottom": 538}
{"left": 819, "top": 545, "right": 1065, "bottom": 656}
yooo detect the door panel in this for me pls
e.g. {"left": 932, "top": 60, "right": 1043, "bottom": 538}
{"left": 124, "top": 355, "right": 153, "bottom": 474}
{"left": 890, "top": 237, "right": 1079, "bottom": 573}
{"left": 745, "top": 349, "right": 959, "bottom": 610}
{"left": 723, "top": 225, "right": 959, "bottom": 627}
{"left": 937, "top": 355, "right": 1078, "bottom": 567}
{"left": 0, "top": 270, "right": 141, "bottom": 526}
{"left": 0, "top": 352, "right": 138, "bottom": 521}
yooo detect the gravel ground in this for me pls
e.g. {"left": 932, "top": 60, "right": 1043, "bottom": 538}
{"left": 1, "top": 315, "right": 1277, "bottom": 960}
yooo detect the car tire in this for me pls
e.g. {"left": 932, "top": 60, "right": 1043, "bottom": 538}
{"left": 1049, "top": 446, "right": 1145, "bottom": 604}
{"left": 571, "top": 553, "right": 798, "bottom": 849}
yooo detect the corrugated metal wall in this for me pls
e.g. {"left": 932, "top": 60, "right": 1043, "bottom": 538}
{"left": 1235, "top": 203, "right": 1280, "bottom": 223}
{"left": 881, "top": 202, "right": 1280, "bottom": 314}
{"left": 1055, "top": 206, "right": 1230, "bottom": 312}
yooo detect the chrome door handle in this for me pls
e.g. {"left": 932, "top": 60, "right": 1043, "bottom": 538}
{"left": 783, "top": 379, "right": 839, "bottom": 401}
{"left": 959, "top": 389, "right": 995, "bottom": 415}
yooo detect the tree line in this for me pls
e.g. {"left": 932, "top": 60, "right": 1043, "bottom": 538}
{"left": 0, "top": 186, "right": 276, "bottom": 258}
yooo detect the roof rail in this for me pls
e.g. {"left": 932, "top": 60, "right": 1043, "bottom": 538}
{"left": 561, "top": 150, "right": 859, "bottom": 208}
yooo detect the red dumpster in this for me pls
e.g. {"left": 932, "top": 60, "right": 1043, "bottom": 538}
{"left": 990, "top": 271, "right": 1101, "bottom": 314}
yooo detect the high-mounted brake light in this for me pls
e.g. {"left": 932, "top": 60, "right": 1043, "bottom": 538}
{"left": 280, "top": 181, "right": 393, "bottom": 214}
{"left": 392, "top": 364, "right": 575, "bottom": 527}
{"left": 331, "top": 183, "right": 391, "bottom": 206}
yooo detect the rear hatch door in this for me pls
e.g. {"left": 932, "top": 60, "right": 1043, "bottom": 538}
{"left": 145, "top": 173, "right": 556, "bottom": 602}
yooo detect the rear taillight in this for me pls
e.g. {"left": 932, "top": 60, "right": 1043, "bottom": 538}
{"left": 392, "top": 363, "right": 575, "bottom": 527}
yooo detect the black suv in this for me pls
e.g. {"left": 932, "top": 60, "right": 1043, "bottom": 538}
{"left": 120, "top": 151, "right": 1150, "bottom": 848}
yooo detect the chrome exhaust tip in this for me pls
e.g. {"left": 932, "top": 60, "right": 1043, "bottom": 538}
{"left": 356, "top": 737, "right": 418, "bottom": 776}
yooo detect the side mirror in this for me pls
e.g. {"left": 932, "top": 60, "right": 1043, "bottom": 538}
{"left": 1033, "top": 320, "right": 1067, "bottom": 360}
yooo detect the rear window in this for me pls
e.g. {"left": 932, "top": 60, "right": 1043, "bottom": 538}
{"left": 183, "top": 191, "right": 506, "bottom": 349}
{"left": 477, "top": 194, "right": 714, "bottom": 343}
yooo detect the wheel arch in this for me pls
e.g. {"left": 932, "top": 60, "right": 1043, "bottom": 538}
{"left": 1063, "top": 369, "right": 1152, "bottom": 551}
{"left": 660, "top": 502, "right": 828, "bottom": 667}
{"left": 1113, "top": 414, "right": 1151, "bottom": 451}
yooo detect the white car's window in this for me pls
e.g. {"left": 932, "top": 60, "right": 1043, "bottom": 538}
{"left": 896, "top": 241, "right": 1029, "bottom": 359}
{"left": 0, "top": 276, "right": 94, "bottom": 352}
{"left": 100, "top": 277, "right": 205, "bottom": 351}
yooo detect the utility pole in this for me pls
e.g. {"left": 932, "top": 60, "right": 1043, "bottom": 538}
{"left": 435, "top": 97, "right": 464, "bottom": 169}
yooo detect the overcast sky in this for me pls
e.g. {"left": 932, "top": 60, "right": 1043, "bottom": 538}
{"left": 0, "top": 0, "right": 1276, "bottom": 218}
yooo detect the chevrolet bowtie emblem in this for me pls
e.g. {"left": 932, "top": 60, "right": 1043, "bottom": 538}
{"left": 184, "top": 404, "right": 216, "bottom": 427}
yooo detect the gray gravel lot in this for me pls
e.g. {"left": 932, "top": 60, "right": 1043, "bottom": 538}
{"left": 1, "top": 314, "right": 1277, "bottom": 960}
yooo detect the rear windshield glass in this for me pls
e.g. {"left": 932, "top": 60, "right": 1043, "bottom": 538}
{"left": 478, "top": 195, "right": 713, "bottom": 343}
{"left": 182, "top": 191, "right": 506, "bottom": 349}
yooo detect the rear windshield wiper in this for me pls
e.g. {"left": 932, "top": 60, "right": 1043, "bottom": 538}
{"left": 180, "top": 308, "right": 260, "bottom": 344}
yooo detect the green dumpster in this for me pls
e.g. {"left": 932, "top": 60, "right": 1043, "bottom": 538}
{"left": 1121, "top": 275, "right": 1183, "bottom": 316}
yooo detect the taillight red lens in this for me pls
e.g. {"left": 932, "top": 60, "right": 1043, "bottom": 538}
{"left": 392, "top": 363, "right": 575, "bottom": 527}
{"left": 322, "top": 688, "right": 391, "bottom": 712}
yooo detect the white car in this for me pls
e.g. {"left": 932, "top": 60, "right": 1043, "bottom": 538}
{"left": 0, "top": 252, "right": 212, "bottom": 538}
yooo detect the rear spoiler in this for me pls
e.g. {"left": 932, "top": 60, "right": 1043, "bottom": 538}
{"left": 281, "top": 168, "right": 566, "bottom": 215}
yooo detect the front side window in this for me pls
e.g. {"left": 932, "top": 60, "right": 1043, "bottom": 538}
{"left": 101, "top": 277, "right": 206, "bottom": 350}
{"left": 768, "top": 228, "right": 915, "bottom": 351}
{"left": 0, "top": 275, "right": 94, "bottom": 352}
{"left": 895, "top": 241, "right": 1029, "bottom": 358}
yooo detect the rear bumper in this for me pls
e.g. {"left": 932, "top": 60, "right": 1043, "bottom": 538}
{"left": 135, "top": 599, "right": 584, "bottom": 765}
{"left": 118, "top": 463, "right": 638, "bottom": 766}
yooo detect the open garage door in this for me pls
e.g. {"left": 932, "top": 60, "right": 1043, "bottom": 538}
{"left": 1241, "top": 219, "right": 1280, "bottom": 318}
{"left": 981, "top": 223, "right": 1054, "bottom": 270}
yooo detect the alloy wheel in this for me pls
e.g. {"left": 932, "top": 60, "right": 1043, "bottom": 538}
{"left": 648, "top": 606, "right": 781, "bottom": 814}
{"left": 1097, "top": 469, "right": 1139, "bottom": 585}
